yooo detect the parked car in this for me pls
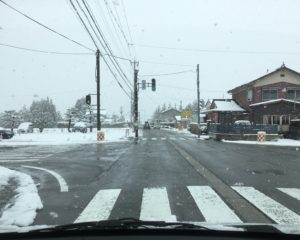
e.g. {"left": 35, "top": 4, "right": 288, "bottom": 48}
{"left": 233, "top": 120, "right": 251, "bottom": 126}
{"left": 72, "top": 122, "right": 88, "bottom": 133}
{"left": 286, "top": 119, "right": 300, "bottom": 139}
{"left": 17, "top": 122, "right": 33, "bottom": 133}
{"left": 0, "top": 128, "right": 14, "bottom": 139}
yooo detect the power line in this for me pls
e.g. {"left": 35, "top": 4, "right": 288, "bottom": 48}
{"left": 81, "top": 0, "right": 133, "bottom": 89}
{"left": 158, "top": 84, "right": 226, "bottom": 93}
{"left": 69, "top": 0, "right": 98, "bottom": 49}
{"left": 0, "top": 0, "right": 94, "bottom": 52}
{"left": 133, "top": 43, "right": 300, "bottom": 55}
{"left": 0, "top": 42, "right": 94, "bottom": 55}
{"left": 138, "top": 59, "right": 194, "bottom": 67}
{"left": 120, "top": 0, "right": 137, "bottom": 59}
{"left": 140, "top": 69, "right": 195, "bottom": 77}
{"left": 69, "top": 0, "right": 131, "bottom": 98}
{"left": 103, "top": 0, "right": 133, "bottom": 59}
{"left": 94, "top": 0, "right": 131, "bottom": 63}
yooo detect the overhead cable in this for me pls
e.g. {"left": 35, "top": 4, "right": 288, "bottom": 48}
{"left": 0, "top": 0, "right": 94, "bottom": 52}
{"left": 0, "top": 42, "right": 94, "bottom": 55}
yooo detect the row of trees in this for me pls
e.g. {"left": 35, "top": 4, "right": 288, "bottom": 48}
{"left": 152, "top": 99, "right": 207, "bottom": 120}
{"left": 0, "top": 98, "right": 61, "bottom": 132}
{"left": 0, "top": 97, "right": 127, "bottom": 132}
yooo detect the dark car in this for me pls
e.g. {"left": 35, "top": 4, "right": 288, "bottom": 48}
{"left": 286, "top": 119, "right": 300, "bottom": 139}
{"left": 0, "top": 129, "right": 14, "bottom": 139}
{"left": 143, "top": 121, "right": 151, "bottom": 130}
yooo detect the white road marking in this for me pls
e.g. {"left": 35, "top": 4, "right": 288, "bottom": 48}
{"left": 232, "top": 186, "right": 300, "bottom": 224}
{"left": 161, "top": 138, "right": 167, "bottom": 140}
{"left": 188, "top": 186, "right": 242, "bottom": 223}
{"left": 142, "top": 138, "right": 147, "bottom": 141}
{"left": 278, "top": 188, "right": 300, "bottom": 201}
{"left": 179, "top": 137, "right": 186, "bottom": 141}
{"left": 170, "top": 137, "right": 176, "bottom": 140}
{"left": 74, "top": 189, "right": 121, "bottom": 223}
{"left": 151, "top": 138, "right": 157, "bottom": 141}
{"left": 140, "top": 187, "right": 177, "bottom": 222}
{"left": 22, "top": 165, "right": 69, "bottom": 192}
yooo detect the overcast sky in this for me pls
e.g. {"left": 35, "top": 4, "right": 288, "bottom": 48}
{"left": 1, "top": 0, "right": 300, "bottom": 120}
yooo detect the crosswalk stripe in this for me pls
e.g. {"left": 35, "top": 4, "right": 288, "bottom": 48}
{"left": 151, "top": 138, "right": 157, "bottom": 140}
{"left": 142, "top": 138, "right": 147, "bottom": 141}
{"left": 140, "top": 187, "right": 177, "bottom": 222}
{"left": 179, "top": 137, "right": 186, "bottom": 140}
{"left": 161, "top": 138, "right": 167, "bottom": 140}
{"left": 232, "top": 186, "right": 300, "bottom": 224}
{"left": 188, "top": 186, "right": 242, "bottom": 223}
{"left": 74, "top": 189, "right": 121, "bottom": 223}
{"left": 278, "top": 188, "right": 300, "bottom": 201}
{"left": 170, "top": 137, "right": 176, "bottom": 140}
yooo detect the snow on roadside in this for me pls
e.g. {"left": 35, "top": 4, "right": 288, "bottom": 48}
{"left": 161, "top": 128, "right": 210, "bottom": 140}
{"left": 0, "top": 128, "right": 134, "bottom": 146}
{"left": 223, "top": 139, "right": 300, "bottom": 147}
{"left": 0, "top": 166, "right": 43, "bottom": 227}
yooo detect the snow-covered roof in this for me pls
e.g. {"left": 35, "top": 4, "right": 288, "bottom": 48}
{"left": 202, "top": 100, "right": 245, "bottom": 113}
{"left": 17, "top": 122, "right": 32, "bottom": 129}
{"left": 74, "top": 122, "right": 87, "bottom": 127}
{"left": 175, "top": 115, "right": 181, "bottom": 121}
{"left": 250, "top": 98, "right": 300, "bottom": 107}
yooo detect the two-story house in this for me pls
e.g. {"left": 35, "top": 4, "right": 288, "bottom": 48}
{"left": 228, "top": 64, "right": 300, "bottom": 132}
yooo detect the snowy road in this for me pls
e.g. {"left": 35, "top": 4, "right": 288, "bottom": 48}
{"left": 1, "top": 129, "right": 300, "bottom": 229}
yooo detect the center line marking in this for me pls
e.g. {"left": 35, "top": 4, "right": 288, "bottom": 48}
{"left": 22, "top": 165, "right": 69, "bottom": 192}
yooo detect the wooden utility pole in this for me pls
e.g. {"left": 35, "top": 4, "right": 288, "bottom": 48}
{"left": 96, "top": 49, "right": 101, "bottom": 131}
{"left": 197, "top": 64, "right": 200, "bottom": 138}
{"left": 133, "top": 61, "right": 139, "bottom": 138}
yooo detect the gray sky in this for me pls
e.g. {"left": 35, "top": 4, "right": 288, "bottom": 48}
{"left": 1, "top": 0, "right": 300, "bottom": 120}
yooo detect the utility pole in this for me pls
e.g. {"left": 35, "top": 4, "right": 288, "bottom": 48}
{"left": 197, "top": 64, "right": 200, "bottom": 138}
{"left": 133, "top": 61, "right": 139, "bottom": 138}
{"left": 96, "top": 49, "right": 101, "bottom": 131}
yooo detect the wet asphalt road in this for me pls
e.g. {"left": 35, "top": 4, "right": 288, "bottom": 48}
{"left": 1, "top": 129, "right": 300, "bottom": 226}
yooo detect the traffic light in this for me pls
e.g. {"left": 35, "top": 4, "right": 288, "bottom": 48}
{"left": 86, "top": 95, "right": 91, "bottom": 105}
{"left": 151, "top": 78, "right": 156, "bottom": 91}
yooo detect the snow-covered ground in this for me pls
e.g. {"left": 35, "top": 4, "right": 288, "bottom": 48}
{"left": 0, "top": 166, "right": 43, "bottom": 228}
{"left": 0, "top": 128, "right": 135, "bottom": 146}
{"left": 161, "top": 128, "right": 210, "bottom": 140}
{"left": 223, "top": 139, "right": 300, "bottom": 147}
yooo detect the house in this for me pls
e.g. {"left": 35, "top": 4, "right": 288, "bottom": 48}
{"left": 202, "top": 99, "right": 246, "bottom": 124}
{"left": 158, "top": 108, "right": 181, "bottom": 123}
{"left": 228, "top": 64, "right": 300, "bottom": 132}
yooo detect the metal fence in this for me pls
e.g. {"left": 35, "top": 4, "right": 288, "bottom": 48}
{"left": 208, "top": 124, "right": 278, "bottom": 135}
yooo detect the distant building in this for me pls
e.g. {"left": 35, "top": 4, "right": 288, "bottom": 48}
{"left": 158, "top": 108, "right": 181, "bottom": 123}
{"left": 202, "top": 99, "right": 245, "bottom": 124}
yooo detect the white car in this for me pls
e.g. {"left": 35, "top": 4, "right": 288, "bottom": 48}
{"left": 17, "top": 122, "right": 33, "bottom": 133}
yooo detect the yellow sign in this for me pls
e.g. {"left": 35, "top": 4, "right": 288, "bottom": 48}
{"left": 181, "top": 111, "right": 193, "bottom": 118}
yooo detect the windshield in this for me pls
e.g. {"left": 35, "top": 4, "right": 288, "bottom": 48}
{"left": 1, "top": 0, "right": 300, "bottom": 236}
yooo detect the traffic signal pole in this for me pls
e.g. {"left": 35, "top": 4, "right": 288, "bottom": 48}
{"left": 96, "top": 49, "right": 101, "bottom": 131}
{"left": 133, "top": 61, "right": 139, "bottom": 139}
{"left": 197, "top": 64, "right": 200, "bottom": 138}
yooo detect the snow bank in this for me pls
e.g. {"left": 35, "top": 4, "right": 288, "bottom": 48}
{"left": 0, "top": 166, "right": 43, "bottom": 227}
{"left": 0, "top": 128, "right": 134, "bottom": 146}
{"left": 223, "top": 139, "right": 300, "bottom": 147}
{"left": 161, "top": 128, "right": 210, "bottom": 140}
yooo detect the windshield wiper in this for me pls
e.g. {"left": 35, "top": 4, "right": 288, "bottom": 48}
{"left": 32, "top": 218, "right": 210, "bottom": 232}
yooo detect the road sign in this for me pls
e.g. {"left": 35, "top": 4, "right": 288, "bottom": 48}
{"left": 181, "top": 111, "right": 193, "bottom": 118}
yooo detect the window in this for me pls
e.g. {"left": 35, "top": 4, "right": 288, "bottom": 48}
{"left": 287, "top": 89, "right": 300, "bottom": 100}
{"left": 247, "top": 89, "right": 253, "bottom": 101}
{"left": 282, "top": 115, "right": 290, "bottom": 125}
{"left": 262, "top": 89, "right": 277, "bottom": 101}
